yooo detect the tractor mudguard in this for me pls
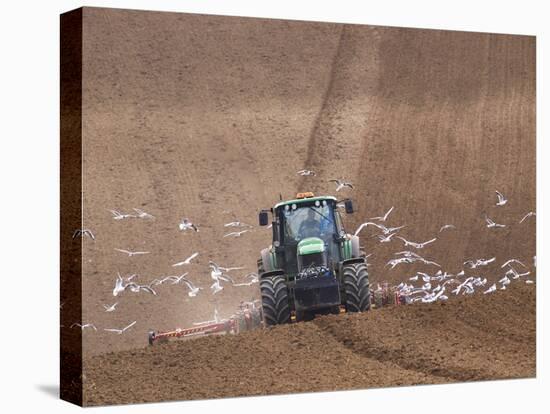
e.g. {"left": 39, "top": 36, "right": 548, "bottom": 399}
{"left": 349, "top": 235, "right": 361, "bottom": 258}
{"left": 260, "top": 247, "right": 275, "bottom": 272}
{"left": 259, "top": 269, "right": 285, "bottom": 280}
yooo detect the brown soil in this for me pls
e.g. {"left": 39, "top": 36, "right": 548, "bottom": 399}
{"left": 83, "top": 283, "right": 535, "bottom": 405}
{"left": 65, "top": 7, "right": 535, "bottom": 405}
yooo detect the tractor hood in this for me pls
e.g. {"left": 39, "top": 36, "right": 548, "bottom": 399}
{"left": 297, "top": 237, "right": 325, "bottom": 256}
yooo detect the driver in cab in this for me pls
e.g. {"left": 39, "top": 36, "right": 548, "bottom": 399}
{"left": 299, "top": 208, "right": 331, "bottom": 239}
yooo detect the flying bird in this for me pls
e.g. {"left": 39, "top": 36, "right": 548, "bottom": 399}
{"left": 181, "top": 278, "right": 203, "bottom": 297}
{"left": 70, "top": 323, "right": 97, "bottom": 331}
{"left": 329, "top": 179, "right": 354, "bottom": 192}
{"left": 114, "top": 248, "right": 150, "bottom": 257}
{"left": 104, "top": 321, "right": 137, "bottom": 335}
{"left": 374, "top": 233, "right": 398, "bottom": 243}
{"left": 495, "top": 190, "right": 508, "bottom": 206}
{"left": 396, "top": 236, "right": 437, "bottom": 249}
{"left": 499, "top": 275, "right": 511, "bottom": 286}
{"left": 501, "top": 259, "right": 526, "bottom": 269}
{"left": 108, "top": 209, "right": 136, "bottom": 220}
{"left": 172, "top": 252, "right": 199, "bottom": 267}
{"left": 519, "top": 211, "right": 536, "bottom": 223}
{"left": 113, "top": 273, "right": 126, "bottom": 296}
{"left": 114, "top": 272, "right": 157, "bottom": 296}
{"left": 224, "top": 221, "right": 251, "bottom": 228}
{"left": 223, "top": 230, "right": 250, "bottom": 238}
{"left": 297, "top": 169, "right": 316, "bottom": 176}
{"left": 439, "top": 224, "right": 456, "bottom": 233}
{"left": 464, "top": 257, "right": 496, "bottom": 269}
{"left": 179, "top": 218, "right": 199, "bottom": 232}
{"left": 370, "top": 206, "right": 394, "bottom": 222}
{"left": 72, "top": 229, "right": 95, "bottom": 240}
{"left": 354, "top": 222, "right": 385, "bottom": 236}
{"left": 132, "top": 208, "right": 155, "bottom": 219}
{"left": 504, "top": 268, "right": 530, "bottom": 280}
{"left": 382, "top": 225, "right": 405, "bottom": 235}
{"left": 485, "top": 214, "right": 506, "bottom": 228}
{"left": 483, "top": 284, "right": 497, "bottom": 294}
{"left": 233, "top": 272, "right": 260, "bottom": 287}
{"left": 125, "top": 283, "right": 157, "bottom": 295}
{"left": 102, "top": 303, "right": 118, "bottom": 312}
{"left": 149, "top": 276, "right": 180, "bottom": 287}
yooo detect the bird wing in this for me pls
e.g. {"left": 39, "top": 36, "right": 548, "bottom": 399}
{"left": 140, "top": 285, "right": 157, "bottom": 295}
{"left": 222, "top": 266, "right": 244, "bottom": 271}
{"left": 123, "top": 321, "right": 137, "bottom": 331}
{"left": 186, "top": 252, "right": 199, "bottom": 262}
{"left": 219, "top": 274, "right": 235, "bottom": 283}
{"left": 383, "top": 206, "right": 394, "bottom": 219}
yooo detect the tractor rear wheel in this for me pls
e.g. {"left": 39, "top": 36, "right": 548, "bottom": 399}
{"left": 260, "top": 275, "right": 291, "bottom": 326}
{"left": 343, "top": 262, "right": 371, "bottom": 312}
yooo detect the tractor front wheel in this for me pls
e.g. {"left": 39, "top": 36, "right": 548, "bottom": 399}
{"left": 260, "top": 275, "right": 291, "bottom": 326}
{"left": 343, "top": 262, "right": 371, "bottom": 312}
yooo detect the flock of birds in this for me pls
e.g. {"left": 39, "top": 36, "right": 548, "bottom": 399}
{"left": 352, "top": 190, "right": 536, "bottom": 304}
{"left": 70, "top": 167, "right": 535, "bottom": 334}
{"left": 69, "top": 207, "right": 262, "bottom": 334}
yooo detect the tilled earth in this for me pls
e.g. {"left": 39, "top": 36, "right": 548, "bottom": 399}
{"left": 83, "top": 284, "right": 535, "bottom": 405}
{"left": 64, "top": 7, "right": 536, "bottom": 406}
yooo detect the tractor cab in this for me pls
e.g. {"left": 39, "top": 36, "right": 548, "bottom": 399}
{"left": 260, "top": 193, "right": 352, "bottom": 277}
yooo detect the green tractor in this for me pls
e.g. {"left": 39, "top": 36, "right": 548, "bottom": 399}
{"left": 257, "top": 192, "right": 370, "bottom": 325}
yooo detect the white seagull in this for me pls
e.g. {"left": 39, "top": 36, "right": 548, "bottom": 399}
{"left": 439, "top": 224, "right": 456, "bottom": 233}
{"left": 396, "top": 236, "right": 437, "bottom": 249}
{"left": 232, "top": 272, "right": 260, "bottom": 287}
{"left": 104, "top": 321, "right": 137, "bottom": 335}
{"left": 132, "top": 208, "right": 155, "bottom": 219}
{"left": 483, "top": 284, "right": 497, "bottom": 294}
{"left": 519, "top": 211, "right": 536, "bottom": 223}
{"left": 179, "top": 218, "right": 199, "bottom": 232}
{"left": 209, "top": 261, "right": 236, "bottom": 293}
{"left": 70, "top": 323, "right": 97, "bottom": 331}
{"left": 464, "top": 257, "right": 496, "bottom": 269}
{"left": 102, "top": 302, "right": 118, "bottom": 312}
{"left": 108, "top": 209, "right": 136, "bottom": 220}
{"left": 485, "top": 214, "right": 506, "bottom": 228}
{"left": 223, "top": 230, "right": 250, "bottom": 238}
{"left": 224, "top": 221, "right": 251, "bottom": 228}
{"left": 297, "top": 169, "right": 316, "bottom": 176}
{"left": 73, "top": 229, "right": 95, "bottom": 240}
{"left": 181, "top": 278, "right": 203, "bottom": 297}
{"left": 370, "top": 206, "right": 394, "bottom": 222}
{"left": 114, "top": 272, "right": 157, "bottom": 296}
{"left": 172, "top": 252, "right": 199, "bottom": 267}
{"left": 114, "top": 248, "right": 150, "bottom": 257}
{"left": 495, "top": 190, "right": 508, "bottom": 206}
{"left": 374, "top": 233, "right": 398, "bottom": 243}
{"left": 501, "top": 259, "right": 527, "bottom": 269}
{"left": 329, "top": 179, "right": 354, "bottom": 192}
